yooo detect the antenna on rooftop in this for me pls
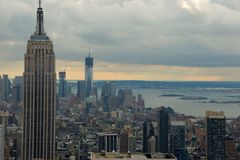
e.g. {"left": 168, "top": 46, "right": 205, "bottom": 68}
{"left": 39, "top": 0, "right": 42, "bottom": 8}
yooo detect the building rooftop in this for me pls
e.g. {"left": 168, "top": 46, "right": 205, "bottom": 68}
{"left": 91, "top": 152, "right": 177, "bottom": 160}
{"left": 171, "top": 121, "right": 185, "bottom": 126}
{"left": 97, "top": 133, "right": 118, "bottom": 136}
{"left": 206, "top": 111, "right": 225, "bottom": 118}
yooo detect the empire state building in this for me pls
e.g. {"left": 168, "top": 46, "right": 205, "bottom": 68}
{"left": 22, "top": 1, "right": 56, "bottom": 159}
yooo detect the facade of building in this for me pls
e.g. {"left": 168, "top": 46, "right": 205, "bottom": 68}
{"left": 91, "top": 152, "right": 177, "bottom": 160}
{"left": 0, "top": 112, "right": 8, "bottom": 160}
{"left": 85, "top": 54, "right": 93, "bottom": 98}
{"left": 0, "top": 125, "right": 5, "bottom": 160}
{"left": 97, "top": 133, "right": 118, "bottom": 152}
{"left": 128, "top": 134, "right": 136, "bottom": 153}
{"left": 148, "top": 136, "right": 156, "bottom": 153}
{"left": 21, "top": 1, "right": 56, "bottom": 159}
{"left": 225, "top": 137, "right": 239, "bottom": 160}
{"left": 120, "top": 132, "right": 129, "bottom": 153}
{"left": 117, "top": 89, "right": 125, "bottom": 106}
{"left": 101, "top": 82, "right": 117, "bottom": 112}
{"left": 206, "top": 111, "right": 226, "bottom": 160}
{"left": 123, "top": 89, "right": 133, "bottom": 106}
{"left": 2, "top": 74, "right": 10, "bottom": 102}
{"left": 158, "top": 107, "right": 169, "bottom": 153}
{"left": 13, "top": 76, "right": 24, "bottom": 102}
{"left": 170, "top": 121, "right": 186, "bottom": 160}
{"left": 77, "top": 80, "right": 86, "bottom": 100}
{"left": 12, "top": 85, "right": 21, "bottom": 103}
{"left": 143, "top": 120, "right": 155, "bottom": 153}
{"left": 58, "top": 71, "right": 67, "bottom": 98}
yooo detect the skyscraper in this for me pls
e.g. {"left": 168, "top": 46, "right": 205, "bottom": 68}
{"left": 58, "top": 71, "right": 67, "bottom": 98}
{"left": 22, "top": 1, "right": 56, "bottom": 159}
{"left": 158, "top": 107, "right": 169, "bottom": 153}
{"left": 13, "top": 76, "right": 24, "bottom": 102}
{"left": 12, "top": 85, "right": 21, "bottom": 103}
{"left": 2, "top": 74, "right": 10, "bottom": 102}
{"left": 101, "top": 82, "right": 117, "bottom": 112}
{"left": 77, "top": 80, "right": 86, "bottom": 100}
{"left": 142, "top": 120, "right": 155, "bottom": 153}
{"left": 206, "top": 111, "right": 226, "bottom": 160}
{"left": 85, "top": 54, "right": 93, "bottom": 98}
{"left": 170, "top": 121, "right": 186, "bottom": 160}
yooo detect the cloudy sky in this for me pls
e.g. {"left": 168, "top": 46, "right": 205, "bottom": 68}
{"left": 1, "top": 0, "right": 240, "bottom": 80}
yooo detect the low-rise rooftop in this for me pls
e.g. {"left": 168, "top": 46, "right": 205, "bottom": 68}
{"left": 91, "top": 152, "right": 177, "bottom": 160}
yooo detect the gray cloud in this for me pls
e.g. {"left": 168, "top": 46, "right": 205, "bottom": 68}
{"left": 210, "top": 0, "right": 240, "bottom": 10}
{"left": 0, "top": 0, "right": 240, "bottom": 67}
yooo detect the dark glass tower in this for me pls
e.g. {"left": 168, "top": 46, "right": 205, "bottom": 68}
{"left": 77, "top": 80, "right": 86, "bottom": 100}
{"left": 170, "top": 121, "right": 186, "bottom": 160}
{"left": 58, "top": 71, "right": 67, "bottom": 98}
{"left": 206, "top": 111, "right": 226, "bottom": 160}
{"left": 22, "top": 1, "right": 56, "bottom": 159}
{"left": 158, "top": 107, "right": 169, "bottom": 153}
{"left": 85, "top": 54, "right": 93, "bottom": 98}
{"left": 1, "top": 74, "right": 10, "bottom": 102}
{"left": 142, "top": 120, "right": 154, "bottom": 153}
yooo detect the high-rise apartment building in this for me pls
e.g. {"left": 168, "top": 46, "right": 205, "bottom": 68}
{"left": 85, "top": 54, "right": 93, "bottom": 97}
{"left": 58, "top": 71, "right": 67, "bottom": 98}
{"left": 22, "top": 1, "right": 56, "bottom": 159}
{"left": 206, "top": 111, "right": 226, "bottom": 160}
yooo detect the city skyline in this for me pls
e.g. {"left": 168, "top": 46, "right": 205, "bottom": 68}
{"left": 1, "top": 0, "right": 240, "bottom": 81}
{"left": 0, "top": 1, "right": 239, "bottom": 159}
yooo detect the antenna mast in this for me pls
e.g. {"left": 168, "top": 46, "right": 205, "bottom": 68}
{"left": 39, "top": 0, "right": 42, "bottom": 8}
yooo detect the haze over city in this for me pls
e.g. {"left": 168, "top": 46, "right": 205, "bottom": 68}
{"left": 1, "top": 0, "right": 240, "bottom": 80}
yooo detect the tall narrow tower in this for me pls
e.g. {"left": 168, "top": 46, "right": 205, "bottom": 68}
{"left": 22, "top": 0, "right": 56, "bottom": 159}
{"left": 206, "top": 111, "right": 226, "bottom": 160}
{"left": 85, "top": 53, "right": 93, "bottom": 97}
{"left": 158, "top": 106, "right": 169, "bottom": 153}
{"left": 58, "top": 71, "right": 67, "bottom": 98}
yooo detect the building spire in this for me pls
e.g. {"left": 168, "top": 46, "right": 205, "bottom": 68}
{"left": 30, "top": 0, "right": 49, "bottom": 40}
{"left": 39, "top": 0, "right": 42, "bottom": 8}
{"left": 88, "top": 47, "right": 91, "bottom": 57}
{"left": 35, "top": 0, "right": 45, "bottom": 35}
